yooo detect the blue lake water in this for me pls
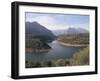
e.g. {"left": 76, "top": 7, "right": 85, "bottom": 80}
{"left": 26, "top": 40, "right": 81, "bottom": 61}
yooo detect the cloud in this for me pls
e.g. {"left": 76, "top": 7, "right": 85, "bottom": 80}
{"left": 26, "top": 14, "right": 68, "bottom": 30}
{"left": 33, "top": 16, "right": 56, "bottom": 25}
{"left": 26, "top": 13, "right": 89, "bottom": 30}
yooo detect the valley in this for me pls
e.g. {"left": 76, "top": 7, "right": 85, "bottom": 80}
{"left": 25, "top": 21, "right": 89, "bottom": 68}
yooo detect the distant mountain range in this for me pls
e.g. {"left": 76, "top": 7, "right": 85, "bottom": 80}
{"left": 67, "top": 28, "right": 88, "bottom": 34}
{"left": 52, "top": 28, "right": 89, "bottom": 36}
{"left": 25, "top": 22, "right": 56, "bottom": 42}
{"left": 52, "top": 29, "right": 67, "bottom": 36}
{"left": 25, "top": 21, "right": 88, "bottom": 41}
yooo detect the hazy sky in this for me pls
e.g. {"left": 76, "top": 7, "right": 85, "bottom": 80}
{"left": 25, "top": 12, "right": 89, "bottom": 30}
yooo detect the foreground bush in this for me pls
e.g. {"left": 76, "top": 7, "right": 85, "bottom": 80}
{"left": 71, "top": 46, "right": 89, "bottom": 65}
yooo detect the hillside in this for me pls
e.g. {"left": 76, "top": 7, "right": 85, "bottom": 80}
{"left": 26, "top": 38, "right": 51, "bottom": 53}
{"left": 57, "top": 33, "right": 89, "bottom": 47}
{"left": 25, "top": 22, "right": 56, "bottom": 42}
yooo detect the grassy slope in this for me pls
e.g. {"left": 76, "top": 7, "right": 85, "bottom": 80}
{"left": 58, "top": 33, "right": 89, "bottom": 45}
{"left": 71, "top": 46, "right": 89, "bottom": 65}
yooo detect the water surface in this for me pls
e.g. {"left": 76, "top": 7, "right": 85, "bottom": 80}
{"left": 26, "top": 40, "right": 81, "bottom": 61}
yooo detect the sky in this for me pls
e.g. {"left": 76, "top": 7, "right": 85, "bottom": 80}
{"left": 25, "top": 12, "right": 89, "bottom": 30}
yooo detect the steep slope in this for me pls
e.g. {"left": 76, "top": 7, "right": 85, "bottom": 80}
{"left": 25, "top": 22, "right": 56, "bottom": 42}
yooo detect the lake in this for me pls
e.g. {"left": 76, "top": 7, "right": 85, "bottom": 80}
{"left": 26, "top": 40, "right": 81, "bottom": 62}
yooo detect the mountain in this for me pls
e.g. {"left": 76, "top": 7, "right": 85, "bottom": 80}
{"left": 67, "top": 28, "right": 88, "bottom": 34}
{"left": 25, "top": 22, "right": 56, "bottom": 42}
{"left": 52, "top": 28, "right": 88, "bottom": 36}
{"left": 52, "top": 29, "right": 67, "bottom": 36}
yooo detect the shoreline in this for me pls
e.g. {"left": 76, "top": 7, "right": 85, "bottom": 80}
{"left": 26, "top": 48, "right": 51, "bottom": 53}
{"left": 58, "top": 41, "right": 88, "bottom": 47}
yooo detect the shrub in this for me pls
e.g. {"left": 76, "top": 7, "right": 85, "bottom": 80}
{"left": 55, "top": 59, "right": 66, "bottom": 66}
{"left": 71, "top": 46, "right": 89, "bottom": 65}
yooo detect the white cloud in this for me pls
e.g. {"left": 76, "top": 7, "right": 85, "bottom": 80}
{"left": 45, "top": 24, "right": 69, "bottom": 30}
{"left": 69, "top": 23, "right": 89, "bottom": 30}
{"left": 26, "top": 14, "right": 89, "bottom": 31}
{"left": 26, "top": 15, "right": 68, "bottom": 30}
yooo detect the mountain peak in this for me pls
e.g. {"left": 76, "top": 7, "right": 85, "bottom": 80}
{"left": 67, "top": 27, "right": 88, "bottom": 34}
{"left": 25, "top": 21, "right": 56, "bottom": 42}
{"left": 52, "top": 27, "right": 88, "bottom": 36}
{"left": 32, "top": 21, "right": 39, "bottom": 24}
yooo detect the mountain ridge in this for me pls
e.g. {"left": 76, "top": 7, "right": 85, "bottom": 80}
{"left": 25, "top": 22, "right": 56, "bottom": 42}
{"left": 52, "top": 27, "right": 88, "bottom": 36}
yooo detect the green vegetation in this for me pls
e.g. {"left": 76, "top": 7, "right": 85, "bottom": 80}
{"left": 25, "top": 38, "right": 51, "bottom": 53}
{"left": 26, "top": 60, "right": 70, "bottom": 68}
{"left": 71, "top": 46, "right": 89, "bottom": 65}
{"left": 26, "top": 38, "right": 51, "bottom": 49}
{"left": 58, "top": 33, "right": 89, "bottom": 45}
{"left": 26, "top": 46, "right": 89, "bottom": 68}
{"left": 25, "top": 33, "right": 89, "bottom": 68}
